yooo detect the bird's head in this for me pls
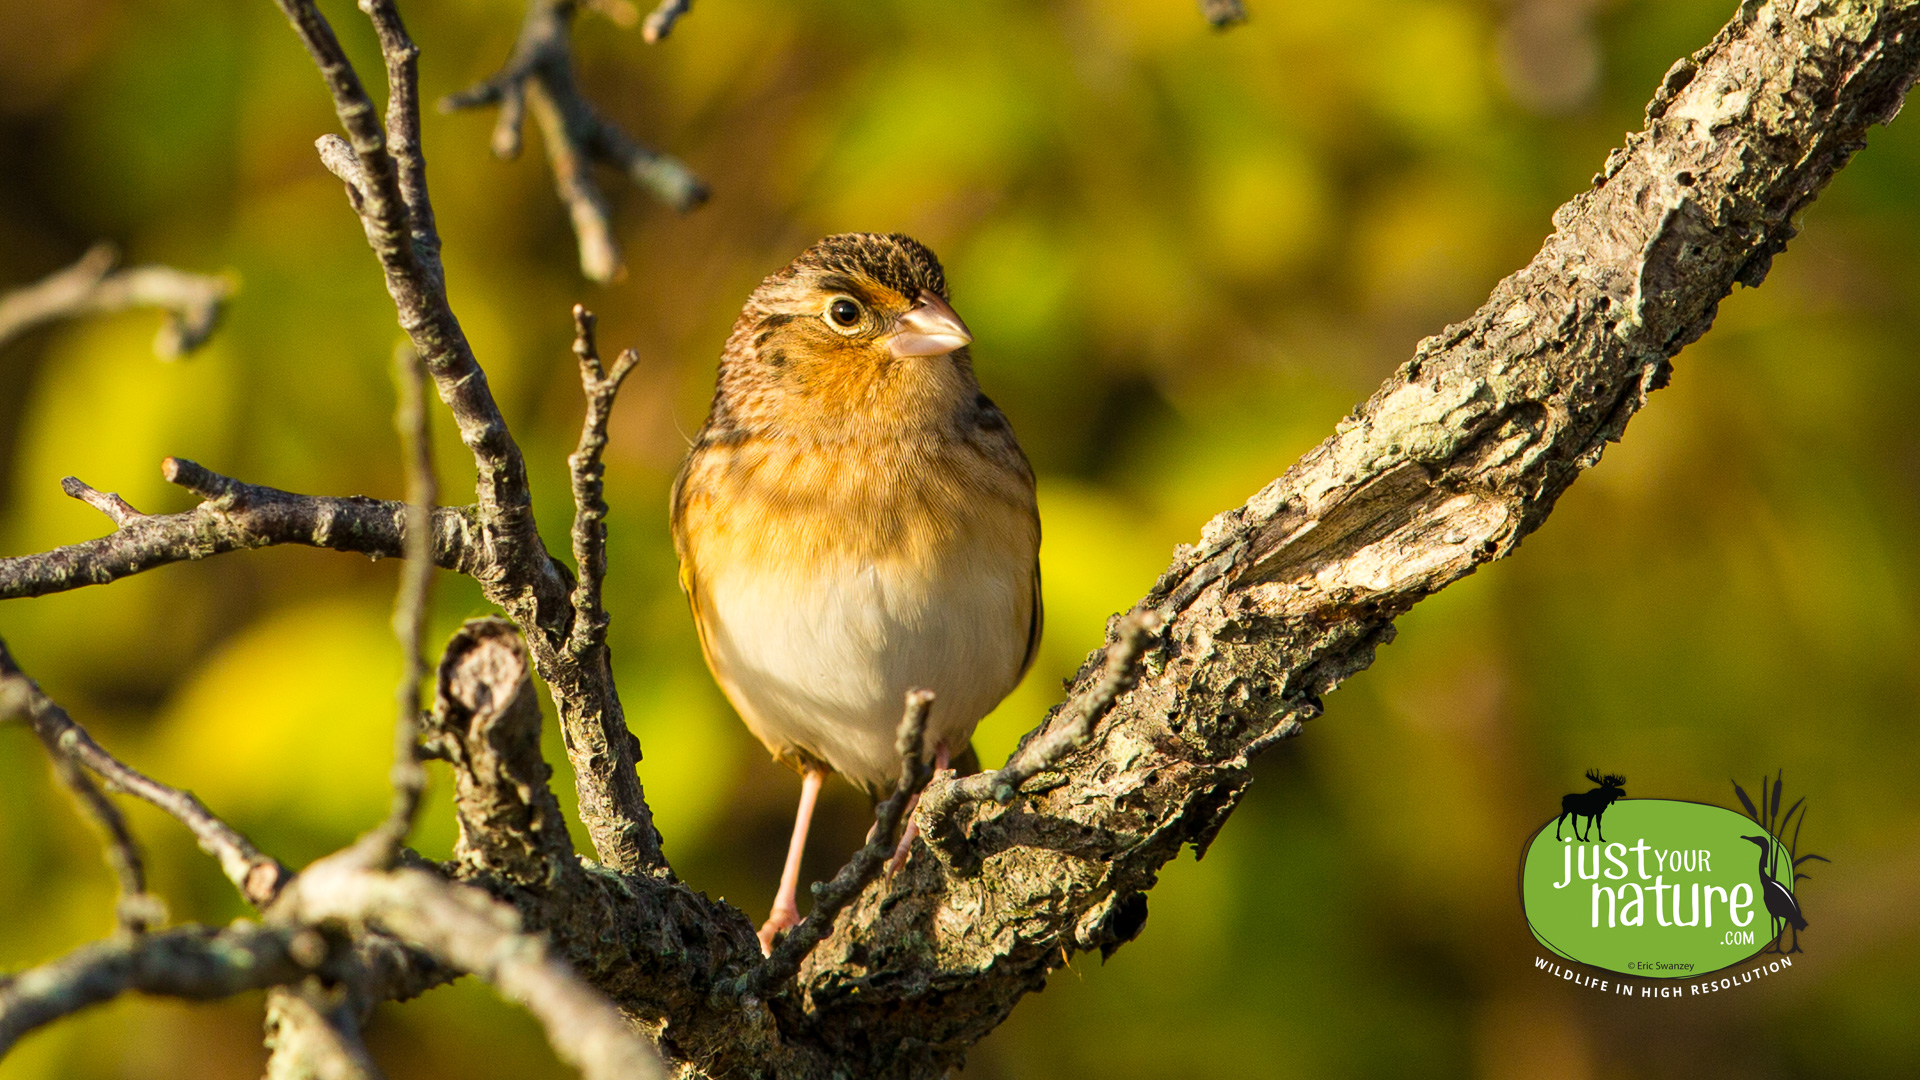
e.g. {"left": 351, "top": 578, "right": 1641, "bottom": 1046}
{"left": 1740, "top": 834, "right": 1771, "bottom": 850}
{"left": 715, "top": 233, "right": 978, "bottom": 434}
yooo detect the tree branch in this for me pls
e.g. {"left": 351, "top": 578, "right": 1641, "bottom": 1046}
{"left": 0, "top": 459, "right": 483, "bottom": 602}
{"left": 565, "top": 306, "right": 637, "bottom": 660}
{"left": 349, "top": 345, "right": 438, "bottom": 870}
{"left": 281, "top": 0, "right": 665, "bottom": 875}
{"left": 0, "top": 924, "right": 319, "bottom": 1057}
{"left": 640, "top": 0, "right": 692, "bottom": 43}
{"left": 278, "top": 862, "right": 668, "bottom": 1080}
{"left": 440, "top": 0, "right": 708, "bottom": 282}
{"left": 0, "top": 637, "right": 292, "bottom": 907}
{"left": 0, "top": 242, "right": 230, "bottom": 359}
{"left": 425, "top": 618, "right": 579, "bottom": 885}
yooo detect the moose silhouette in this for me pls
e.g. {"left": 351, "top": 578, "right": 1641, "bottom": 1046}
{"left": 1554, "top": 769, "right": 1627, "bottom": 842}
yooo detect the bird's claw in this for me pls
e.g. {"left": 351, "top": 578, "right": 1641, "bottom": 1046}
{"left": 758, "top": 905, "right": 799, "bottom": 956}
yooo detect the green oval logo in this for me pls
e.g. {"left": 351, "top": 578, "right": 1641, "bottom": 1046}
{"left": 1521, "top": 799, "right": 1800, "bottom": 978}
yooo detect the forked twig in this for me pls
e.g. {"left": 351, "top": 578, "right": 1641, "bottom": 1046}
{"left": 440, "top": 0, "right": 707, "bottom": 282}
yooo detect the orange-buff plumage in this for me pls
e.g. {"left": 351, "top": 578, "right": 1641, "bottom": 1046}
{"left": 670, "top": 233, "right": 1041, "bottom": 952}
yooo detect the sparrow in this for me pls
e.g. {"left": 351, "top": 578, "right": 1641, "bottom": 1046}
{"left": 670, "top": 233, "right": 1041, "bottom": 953}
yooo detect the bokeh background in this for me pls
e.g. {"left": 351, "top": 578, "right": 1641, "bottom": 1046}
{"left": 3, "top": 0, "right": 1917, "bottom": 1076}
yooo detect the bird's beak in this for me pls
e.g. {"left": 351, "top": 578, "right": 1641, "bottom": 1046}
{"left": 887, "top": 290, "right": 972, "bottom": 358}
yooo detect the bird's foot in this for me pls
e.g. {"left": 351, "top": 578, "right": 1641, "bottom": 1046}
{"left": 758, "top": 903, "right": 800, "bottom": 956}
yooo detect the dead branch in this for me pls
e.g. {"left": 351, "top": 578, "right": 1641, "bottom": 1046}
{"left": 0, "top": 242, "right": 230, "bottom": 359}
{"left": 349, "top": 344, "right": 439, "bottom": 870}
{"left": 425, "top": 618, "right": 579, "bottom": 885}
{"left": 441, "top": 0, "right": 707, "bottom": 282}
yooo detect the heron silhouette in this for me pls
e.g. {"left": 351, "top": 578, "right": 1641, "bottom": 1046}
{"left": 1741, "top": 834, "right": 1808, "bottom": 953}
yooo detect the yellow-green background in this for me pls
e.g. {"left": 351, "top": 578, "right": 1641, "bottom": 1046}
{"left": 2, "top": 0, "right": 1915, "bottom": 1076}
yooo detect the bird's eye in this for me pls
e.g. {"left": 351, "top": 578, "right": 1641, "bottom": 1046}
{"left": 826, "top": 297, "right": 862, "bottom": 330}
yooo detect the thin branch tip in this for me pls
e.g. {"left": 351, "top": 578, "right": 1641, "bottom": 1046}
{"left": 61, "top": 477, "right": 147, "bottom": 526}
{"left": 641, "top": 0, "right": 692, "bottom": 42}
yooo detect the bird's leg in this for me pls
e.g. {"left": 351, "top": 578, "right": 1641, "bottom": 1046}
{"left": 760, "top": 768, "right": 826, "bottom": 956}
{"left": 888, "top": 744, "right": 949, "bottom": 875}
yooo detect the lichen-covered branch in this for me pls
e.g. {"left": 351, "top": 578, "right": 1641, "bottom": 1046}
{"left": 0, "top": 242, "right": 229, "bottom": 359}
{"left": 425, "top": 618, "right": 579, "bottom": 885}
{"left": 440, "top": 0, "right": 708, "bottom": 282}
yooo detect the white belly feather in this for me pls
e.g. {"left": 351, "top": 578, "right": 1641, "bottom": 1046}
{"left": 697, "top": 545, "right": 1030, "bottom": 793}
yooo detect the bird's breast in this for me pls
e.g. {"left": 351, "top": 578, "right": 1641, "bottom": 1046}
{"left": 675, "top": 432, "right": 1037, "bottom": 793}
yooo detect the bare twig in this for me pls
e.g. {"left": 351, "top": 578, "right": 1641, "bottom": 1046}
{"left": 59, "top": 477, "right": 146, "bottom": 527}
{"left": 0, "top": 923, "right": 318, "bottom": 1057}
{"left": 352, "top": 344, "right": 439, "bottom": 868}
{"left": 440, "top": 0, "right": 707, "bottom": 282}
{"left": 566, "top": 307, "right": 639, "bottom": 659}
{"left": 640, "top": 0, "right": 692, "bottom": 43}
{"left": 278, "top": 0, "right": 546, "bottom": 569}
{"left": 51, "top": 756, "right": 158, "bottom": 934}
{"left": 1199, "top": 0, "right": 1248, "bottom": 30}
{"left": 280, "top": 862, "right": 668, "bottom": 1080}
{"left": 315, "top": 134, "right": 371, "bottom": 212}
{"left": 0, "top": 637, "right": 292, "bottom": 908}
{"left": 0, "top": 459, "right": 482, "bottom": 602}
{"left": 0, "top": 242, "right": 230, "bottom": 359}
{"left": 749, "top": 690, "right": 934, "bottom": 995}
{"left": 279, "top": 0, "right": 664, "bottom": 874}
{"left": 932, "top": 609, "right": 1163, "bottom": 813}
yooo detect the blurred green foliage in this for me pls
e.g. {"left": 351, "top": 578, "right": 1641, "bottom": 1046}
{"left": 3, "top": 0, "right": 1918, "bottom": 1077}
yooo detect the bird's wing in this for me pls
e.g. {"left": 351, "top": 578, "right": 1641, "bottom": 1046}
{"left": 1017, "top": 557, "right": 1043, "bottom": 682}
